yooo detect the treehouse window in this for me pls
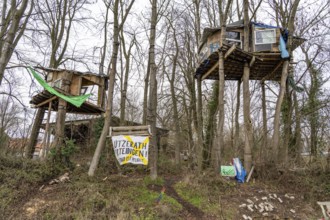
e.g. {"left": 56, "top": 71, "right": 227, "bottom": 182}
{"left": 255, "top": 29, "right": 276, "bottom": 44}
{"left": 226, "top": 31, "right": 241, "bottom": 48}
{"left": 226, "top": 31, "right": 240, "bottom": 40}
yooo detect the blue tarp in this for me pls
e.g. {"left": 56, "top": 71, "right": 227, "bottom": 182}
{"left": 279, "top": 35, "right": 290, "bottom": 59}
{"left": 233, "top": 158, "right": 246, "bottom": 183}
{"left": 251, "top": 22, "right": 279, "bottom": 29}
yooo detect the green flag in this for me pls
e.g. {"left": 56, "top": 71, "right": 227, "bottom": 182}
{"left": 28, "top": 67, "right": 91, "bottom": 107}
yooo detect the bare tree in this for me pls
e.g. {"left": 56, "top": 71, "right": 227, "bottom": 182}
{"left": 271, "top": 0, "right": 301, "bottom": 163}
{"left": 88, "top": 0, "right": 135, "bottom": 176}
{"left": 0, "top": 0, "right": 33, "bottom": 85}
{"left": 213, "top": 0, "right": 233, "bottom": 172}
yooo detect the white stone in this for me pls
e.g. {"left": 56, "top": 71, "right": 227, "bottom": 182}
{"left": 247, "top": 199, "right": 254, "bottom": 204}
{"left": 239, "top": 204, "right": 247, "bottom": 208}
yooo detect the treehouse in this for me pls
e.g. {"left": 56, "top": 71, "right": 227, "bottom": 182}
{"left": 196, "top": 20, "right": 304, "bottom": 81}
{"left": 30, "top": 67, "right": 108, "bottom": 114}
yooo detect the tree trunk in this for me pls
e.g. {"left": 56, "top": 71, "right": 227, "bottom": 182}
{"left": 204, "top": 81, "right": 219, "bottom": 169}
{"left": 142, "top": 62, "right": 150, "bottom": 125}
{"left": 88, "top": 0, "right": 120, "bottom": 176}
{"left": 214, "top": 0, "right": 233, "bottom": 173}
{"left": 120, "top": 34, "right": 134, "bottom": 125}
{"left": 280, "top": 86, "right": 292, "bottom": 164}
{"left": 272, "top": 60, "right": 289, "bottom": 160}
{"left": 52, "top": 72, "right": 72, "bottom": 163}
{"left": 196, "top": 76, "right": 204, "bottom": 171}
{"left": 148, "top": 0, "right": 158, "bottom": 180}
{"left": 293, "top": 92, "right": 302, "bottom": 160}
{"left": 215, "top": 50, "right": 225, "bottom": 172}
{"left": 261, "top": 82, "right": 267, "bottom": 162}
{"left": 243, "top": 63, "right": 252, "bottom": 172}
{"left": 168, "top": 27, "right": 181, "bottom": 166}
{"left": 234, "top": 80, "right": 241, "bottom": 155}
{"left": 272, "top": 0, "right": 300, "bottom": 163}
{"left": 242, "top": 0, "right": 253, "bottom": 173}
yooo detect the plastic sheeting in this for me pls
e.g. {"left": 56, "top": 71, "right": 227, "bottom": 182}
{"left": 233, "top": 158, "right": 246, "bottom": 183}
{"left": 29, "top": 67, "right": 91, "bottom": 108}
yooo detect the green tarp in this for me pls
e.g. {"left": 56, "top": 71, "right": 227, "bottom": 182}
{"left": 28, "top": 67, "right": 91, "bottom": 107}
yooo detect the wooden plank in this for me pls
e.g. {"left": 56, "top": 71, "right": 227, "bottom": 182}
{"left": 111, "top": 125, "right": 150, "bottom": 131}
{"left": 202, "top": 62, "right": 219, "bottom": 80}
{"left": 70, "top": 76, "right": 81, "bottom": 95}
{"left": 224, "top": 44, "right": 236, "bottom": 60}
{"left": 109, "top": 125, "right": 151, "bottom": 137}
{"left": 249, "top": 56, "right": 255, "bottom": 67}
{"left": 110, "top": 131, "right": 150, "bottom": 136}
{"left": 246, "top": 165, "right": 255, "bottom": 183}
{"left": 35, "top": 96, "right": 57, "bottom": 107}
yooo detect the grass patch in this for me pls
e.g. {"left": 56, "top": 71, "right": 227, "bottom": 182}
{"left": 174, "top": 181, "right": 205, "bottom": 207}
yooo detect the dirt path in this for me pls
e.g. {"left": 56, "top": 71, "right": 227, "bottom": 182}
{"left": 148, "top": 177, "right": 211, "bottom": 220}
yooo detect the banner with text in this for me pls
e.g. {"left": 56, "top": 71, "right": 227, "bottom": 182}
{"left": 112, "top": 135, "right": 149, "bottom": 165}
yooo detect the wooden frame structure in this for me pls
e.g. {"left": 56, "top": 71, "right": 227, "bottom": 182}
{"left": 108, "top": 125, "right": 151, "bottom": 137}
{"left": 30, "top": 67, "right": 108, "bottom": 114}
{"left": 196, "top": 20, "right": 304, "bottom": 81}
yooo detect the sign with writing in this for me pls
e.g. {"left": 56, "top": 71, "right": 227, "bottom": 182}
{"left": 220, "top": 166, "right": 237, "bottom": 177}
{"left": 112, "top": 135, "right": 149, "bottom": 165}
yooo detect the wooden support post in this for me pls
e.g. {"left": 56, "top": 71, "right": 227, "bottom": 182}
{"left": 249, "top": 56, "right": 255, "bottom": 67}
{"left": 52, "top": 71, "right": 73, "bottom": 162}
{"left": 40, "top": 102, "right": 52, "bottom": 160}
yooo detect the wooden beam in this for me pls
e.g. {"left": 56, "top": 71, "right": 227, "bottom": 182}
{"left": 249, "top": 56, "right": 255, "bottom": 67}
{"left": 109, "top": 125, "right": 151, "bottom": 137}
{"left": 224, "top": 44, "right": 236, "bottom": 60}
{"left": 261, "top": 61, "right": 283, "bottom": 82}
{"left": 111, "top": 125, "right": 150, "bottom": 131}
{"left": 35, "top": 96, "right": 57, "bottom": 107}
{"left": 201, "top": 62, "right": 219, "bottom": 80}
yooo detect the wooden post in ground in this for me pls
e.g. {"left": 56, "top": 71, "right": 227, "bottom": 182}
{"left": 40, "top": 101, "right": 52, "bottom": 160}
{"left": 52, "top": 71, "right": 73, "bottom": 162}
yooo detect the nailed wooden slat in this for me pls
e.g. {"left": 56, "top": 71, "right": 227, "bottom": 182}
{"left": 224, "top": 44, "right": 236, "bottom": 60}
{"left": 202, "top": 62, "right": 220, "bottom": 80}
{"left": 35, "top": 96, "right": 57, "bottom": 107}
{"left": 110, "top": 131, "right": 150, "bottom": 136}
{"left": 112, "top": 125, "right": 150, "bottom": 131}
{"left": 109, "top": 125, "right": 151, "bottom": 137}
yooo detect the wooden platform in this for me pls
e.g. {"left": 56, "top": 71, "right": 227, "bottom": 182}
{"left": 30, "top": 90, "right": 104, "bottom": 114}
{"left": 195, "top": 44, "right": 287, "bottom": 81}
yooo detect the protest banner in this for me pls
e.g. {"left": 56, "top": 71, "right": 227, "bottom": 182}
{"left": 112, "top": 135, "right": 149, "bottom": 165}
